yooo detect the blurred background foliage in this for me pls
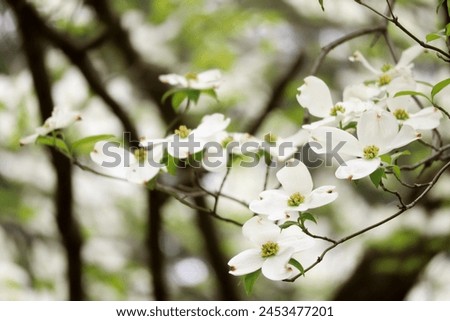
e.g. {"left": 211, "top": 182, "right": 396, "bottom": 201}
{"left": 0, "top": 0, "right": 449, "bottom": 300}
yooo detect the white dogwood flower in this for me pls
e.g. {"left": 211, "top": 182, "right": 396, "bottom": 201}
{"left": 349, "top": 45, "right": 425, "bottom": 86}
{"left": 159, "top": 69, "right": 222, "bottom": 90}
{"left": 228, "top": 216, "right": 314, "bottom": 281}
{"left": 386, "top": 95, "right": 442, "bottom": 130}
{"left": 90, "top": 141, "right": 163, "bottom": 185}
{"left": 249, "top": 161, "right": 338, "bottom": 221}
{"left": 310, "top": 110, "right": 420, "bottom": 180}
{"left": 297, "top": 76, "right": 374, "bottom": 129}
{"left": 20, "top": 106, "right": 81, "bottom": 145}
{"left": 141, "top": 113, "right": 230, "bottom": 159}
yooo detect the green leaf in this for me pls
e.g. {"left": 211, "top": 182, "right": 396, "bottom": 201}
{"left": 146, "top": 177, "right": 157, "bottom": 191}
{"left": 161, "top": 152, "right": 178, "bottom": 176}
{"left": 242, "top": 269, "right": 261, "bottom": 295}
{"left": 300, "top": 212, "right": 317, "bottom": 225}
{"left": 318, "top": 0, "right": 325, "bottom": 11}
{"left": 426, "top": 32, "right": 443, "bottom": 43}
{"left": 380, "top": 154, "right": 392, "bottom": 164}
{"left": 431, "top": 78, "right": 450, "bottom": 100}
{"left": 71, "top": 134, "right": 118, "bottom": 156}
{"left": 171, "top": 91, "right": 188, "bottom": 111}
{"left": 288, "top": 258, "right": 305, "bottom": 276}
{"left": 394, "top": 90, "right": 430, "bottom": 102}
{"left": 446, "top": 23, "right": 450, "bottom": 37}
{"left": 186, "top": 89, "right": 201, "bottom": 104}
{"left": 201, "top": 88, "right": 218, "bottom": 101}
{"left": 369, "top": 167, "right": 386, "bottom": 188}
{"left": 279, "top": 220, "right": 298, "bottom": 229}
{"left": 390, "top": 150, "right": 411, "bottom": 163}
{"left": 392, "top": 165, "right": 401, "bottom": 178}
{"left": 36, "top": 135, "right": 71, "bottom": 158}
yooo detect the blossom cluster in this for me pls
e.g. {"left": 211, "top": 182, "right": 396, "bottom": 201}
{"left": 20, "top": 45, "right": 444, "bottom": 283}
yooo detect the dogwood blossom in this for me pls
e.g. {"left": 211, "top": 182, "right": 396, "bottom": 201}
{"left": 349, "top": 45, "right": 425, "bottom": 87}
{"left": 159, "top": 69, "right": 222, "bottom": 89}
{"left": 249, "top": 161, "right": 338, "bottom": 221}
{"left": 90, "top": 141, "right": 163, "bottom": 185}
{"left": 141, "top": 113, "right": 230, "bottom": 159}
{"left": 20, "top": 106, "right": 81, "bottom": 145}
{"left": 386, "top": 95, "right": 442, "bottom": 130}
{"left": 310, "top": 110, "right": 420, "bottom": 180}
{"left": 297, "top": 76, "right": 374, "bottom": 129}
{"left": 228, "top": 216, "right": 314, "bottom": 281}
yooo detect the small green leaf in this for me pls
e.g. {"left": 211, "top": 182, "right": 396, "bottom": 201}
{"left": 161, "top": 152, "right": 178, "bottom": 176}
{"left": 288, "top": 258, "right": 305, "bottom": 276}
{"left": 431, "top": 78, "right": 450, "bottom": 100}
{"left": 392, "top": 165, "right": 401, "bottom": 178}
{"left": 71, "top": 134, "right": 118, "bottom": 155}
{"left": 36, "top": 135, "right": 71, "bottom": 158}
{"left": 146, "top": 177, "right": 157, "bottom": 191}
{"left": 391, "top": 150, "right": 411, "bottom": 163}
{"left": 201, "top": 88, "right": 218, "bottom": 101}
{"left": 279, "top": 221, "right": 298, "bottom": 229}
{"left": 171, "top": 91, "right": 188, "bottom": 111}
{"left": 186, "top": 89, "right": 201, "bottom": 104}
{"left": 369, "top": 167, "right": 386, "bottom": 188}
{"left": 242, "top": 269, "right": 261, "bottom": 295}
{"left": 380, "top": 154, "right": 392, "bottom": 164}
{"left": 426, "top": 32, "right": 443, "bottom": 43}
{"left": 300, "top": 212, "right": 317, "bottom": 225}
{"left": 446, "top": 23, "right": 450, "bottom": 37}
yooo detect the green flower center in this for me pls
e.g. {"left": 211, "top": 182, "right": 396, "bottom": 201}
{"left": 378, "top": 74, "right": 391, "bottom": 86}
{"left": 363, "top": 145, "right": 380, "bottom": 160}
{"left": 381, "top": 64, "right": 393, "bottom": 72}
{"left": 174, "top": 125, "right": 191, "bottom": 139}
{"left": 393, "top": 108, "right": 410, "bottom": 120}
{"left": 330, "top": 104, "right": 346, "bottom": 116}
{"left": 287, "top": 192, "right": 305, "bottom": 207}
{"left": 221, "top": 136, "right": 234, "bottom": 148}
{"left": 261, "top": 241, "right": 279, "bottom": 258}
{"left": 184, "top": 72, "right": 198, "bottom": 80}
{"left": 134, "top": 148, "right": 148, "bottom": 163}
{"left": 264, "top": 133, "right": 277, "bottom": 145}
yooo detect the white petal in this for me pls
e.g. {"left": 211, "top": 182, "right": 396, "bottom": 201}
{"left": 228, "top": 249, "right": 264, "bottom": 276}
{"left": 296, "top": 76, "right": 333, "bottom": 118}
{"left": 310, "top": 126, "right": 362, "bottom": 157}
{"left": 404, "top": 107, "right": 442, "bottom": 130}
{"left": 90, "top": 141, "right": 133, "bottom": 180}
{"left": 304, "top": 185, "right": 338, "bottom": 209}
{"left": 276, "top": 161, "right": 313, "bottom": 195}
{"left": 194, "top": 113, "right": 230, "bottom": 139}
{"left": 249, "top": 190, "right": 290, "bottom": 221}
{"left": 261, "top": 248, "right": 296, "bottom": 281}
{"left": 159, "top": 74, "right": 188, "bottom": 87}
{"left": 343, "top": 83, "right": 380, "bottom": 101}
{"left": 349, "top": 51, "right": 379, "bottom": 74}
{"left": 385, "top": 124, "right": 419, "bottom": 152}
{"left": 279, "top": 226, "right": 315, "bottom": 252}
{"left": 357, "top": 110, "right": 398, "bottom": 149}
{"left": 19, "top": 133, "right": 39, "bottom": 145}
{"left": 192, "top": 69, "right": 222, "bottom": 89}
{"left": 335, "top": 158, "right": 380, "bottom": 180}
{"left": 48, "top": 107, "right": 81, "bottom": 130}
{"left": 242, "top": 216, "right": 281, "bottom": 245}
{"left": 386, "top": 95, "right": 415, "bottom": 112}
{"left": 396, "top": 45, "right": 425, "bottom": 69}
{"left": 302, "top": 117, "right": 338, "bottom": 130}
{"left": 126, "top": 162, "right": 160, "bottom": 185}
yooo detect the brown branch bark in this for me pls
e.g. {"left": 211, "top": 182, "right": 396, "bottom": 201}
{"left": 7, "top": 0, "right": 84, "bottom": 300}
